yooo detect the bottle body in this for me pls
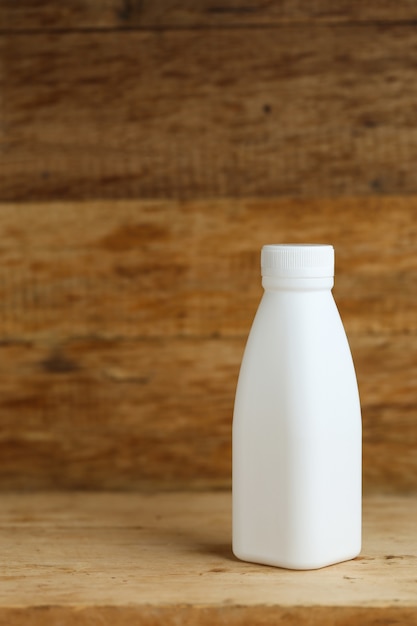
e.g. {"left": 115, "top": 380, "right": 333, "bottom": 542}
{"left": 232, "top": 275, "right": 362, "bottom": 570}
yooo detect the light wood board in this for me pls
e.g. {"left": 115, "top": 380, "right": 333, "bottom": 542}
{"left": 0, "top": 492, "right": 415, "bottom": 625}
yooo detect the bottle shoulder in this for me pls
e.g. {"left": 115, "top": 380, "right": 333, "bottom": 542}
{"left": 249, "top": 289, "right": 345, "bottom": 345}
{"left": 236, "top": 288, "right": 360, "bottom": 425}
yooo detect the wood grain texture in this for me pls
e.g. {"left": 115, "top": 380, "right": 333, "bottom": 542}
{"left": 0, "top": 197, "right": 414, "bottom": 491}
{"left": 2, "top": 26, "right": 417, "bottom": 200}
{"left": 0, "top": 197, "right": 415, "bottom": 340}
{"left": 0, "top": 334, "right": 415, "bottom": 491}
{"left": 0, "top": 492, "right": 415, "bottom": 625}
{"left": 3, "top": 0, "right": 417, "bottom": 32}
{"left": 3, "top": 608, "right": 417, "bottom": 626}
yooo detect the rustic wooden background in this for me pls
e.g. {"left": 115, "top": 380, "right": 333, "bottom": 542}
{"left": 0, "top": 1, "right": 415, "bottom": 491}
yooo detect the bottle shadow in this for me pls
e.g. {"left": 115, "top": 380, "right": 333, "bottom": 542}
{"left": 193, "top": 541, "right": 238, "bottom": 563}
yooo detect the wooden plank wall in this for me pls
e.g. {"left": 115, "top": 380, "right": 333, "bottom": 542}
{"left": 3, "top": 3, "right": 417, "bottom": 200}
{"left": 0, "top": 1, "right": 416, "bottom": 491}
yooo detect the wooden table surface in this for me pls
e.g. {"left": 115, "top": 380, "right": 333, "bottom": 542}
{"left": 0, "top": 491, "right": 416, "bottom": 625}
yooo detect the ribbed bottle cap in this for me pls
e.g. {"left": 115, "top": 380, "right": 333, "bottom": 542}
{"left": 261, "top": 244, "right": 334, "bottom": 278}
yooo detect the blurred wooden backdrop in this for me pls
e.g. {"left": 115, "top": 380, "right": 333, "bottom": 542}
{"left": 0, "top": 1, "right": 415, "bottom": 491}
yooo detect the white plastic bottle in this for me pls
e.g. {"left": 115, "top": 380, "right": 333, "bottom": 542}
{"left": 232, "top": 244, "right": 361, "bottom": 570}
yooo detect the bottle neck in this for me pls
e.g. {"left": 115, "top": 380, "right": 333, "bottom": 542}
{"left": 262, "top": 276, "right": 334, "bottom": 291}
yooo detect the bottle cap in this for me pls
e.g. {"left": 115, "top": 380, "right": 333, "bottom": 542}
{"left": 261, "top": 244, "right": 334, "bottom": 278}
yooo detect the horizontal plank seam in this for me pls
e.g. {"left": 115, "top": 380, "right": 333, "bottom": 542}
{"left": 2, "top": 20, "right": 417, "bottom": 36}
{"left": 0, "top": 331, "right": 416, "bottom": 344}
{"left": 1, "top": 331, "right": 416, "bottom": 343}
